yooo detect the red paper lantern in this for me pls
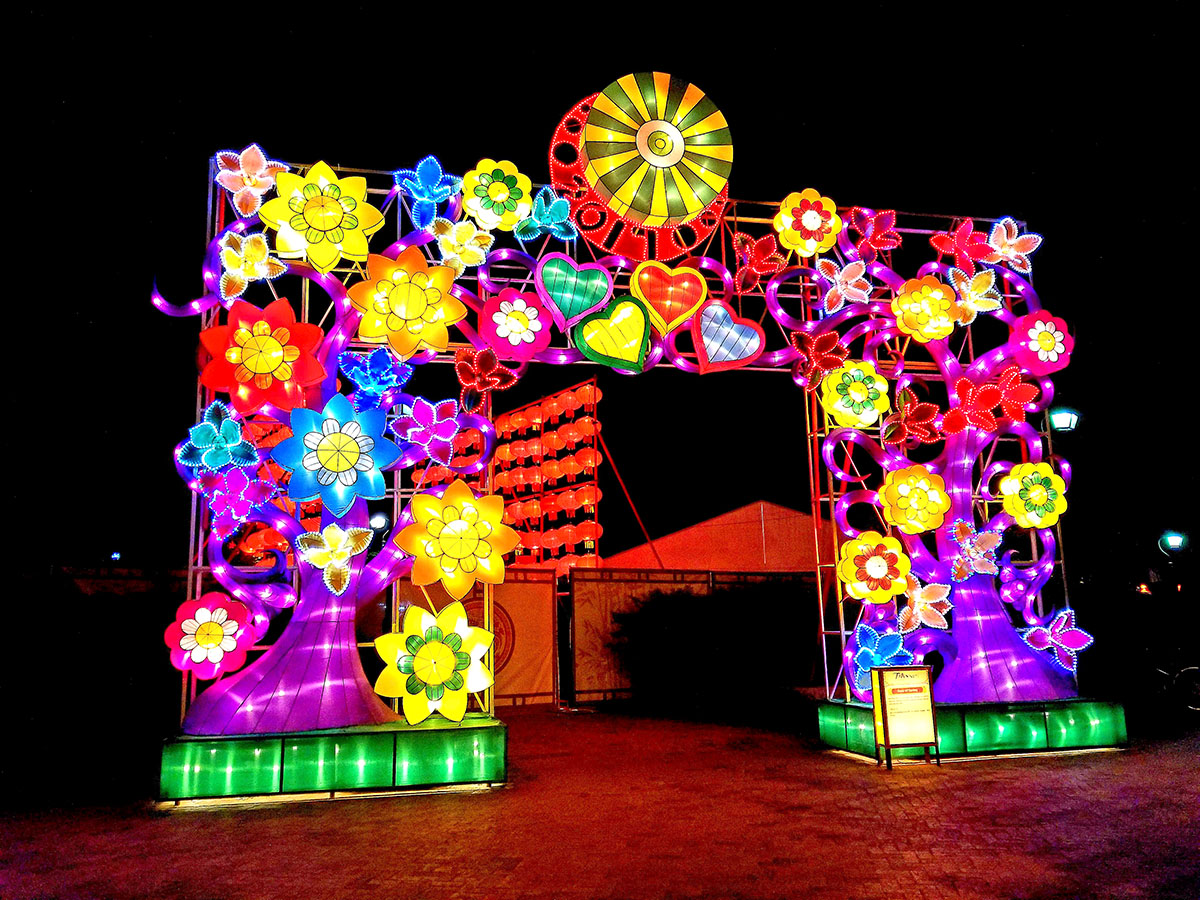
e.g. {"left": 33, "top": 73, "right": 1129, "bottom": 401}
{"left": 576, "top": 448, "right": 601, "bottom": 471}
{"left": 559, "top": 490, "right": 579, "bottom": 513}
{"left": 559, "top": 524, "right": 578, "bottom": 548}
{"left": 576, "top": 416, "right": 596, "bottom": 436}
{"left": 577, "top": 521, "right": 602, "bottom": 541}
{"left": 521, "top": 531, "right": 542, "bottom": 550}
{"left": 543, "top": 431, "right": 565, "bottom": 452}
{"left": 542, "top": 529, "right": 562, "bottom": 551}
{"left": 541, "top": 459, "right": 563, "bottom": 483}
{"left": 576, "top": 384, "right": 596, "bottom": 407}
{"left": 559, "top": 391, "right": 581, "bottom": 414}
{"left": 577, "top": 485, "right": 600, "bottom": 507}
{"left": 542, "top": 494, "right": 561, "bottom": 518}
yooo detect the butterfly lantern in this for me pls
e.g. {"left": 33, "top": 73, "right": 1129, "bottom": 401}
{"left": 1019, "top": 609, "right": 1094, "bottom": 674}
{"left": 950, "top": 519, "right": 1002, "bottom": 582}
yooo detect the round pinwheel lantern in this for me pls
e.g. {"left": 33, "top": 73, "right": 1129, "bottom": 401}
{"left": 550, "top": 72, "right": 731, "bottom": 261}
{"left": 581, "top": 73, "right": 731, "bottom": 229}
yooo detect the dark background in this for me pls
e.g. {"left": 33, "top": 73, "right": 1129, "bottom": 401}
{"left": 7, "top": 6, "right": 1194, "bottom": 799}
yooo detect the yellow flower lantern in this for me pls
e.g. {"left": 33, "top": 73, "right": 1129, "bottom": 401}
{"left": 395, "top": 479, "right": 520, "bottom": 601}
{"left": 878, "top": 465, "right": 952, "bottom": 535}
{"left": 836, "top": 530, "right": 912, "bottom": 604}
{"left": 462, "top": 159, "right": 533, "bottom": 231}
{"left": 819, "top": 361, "right": 891, "bottom": 428}
{"left": 373, "top": 601, "right": 494, "bottom": 724}
{"left": 258, "top": 161, "right": 384, "bottom": 274}
{"left": 999, "top": 462, "right": 1068, "bottom": 529}
{"left": 891, "top": 276, "right": 957, "bottom": 343}
{"left": 347, "top": 248, "right": 466, "bottom": 359}
{"left": 773, "top": 188, "right": 842, "bottom": 257}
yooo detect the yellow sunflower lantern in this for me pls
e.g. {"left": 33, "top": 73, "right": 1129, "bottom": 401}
{"left": 999, "top": 462, "right": 1068, "bottom": 529}
{"left": 878, "top": 465, "right": 952, "bottom": 535}
{"left": 773, "top": 188, "right": 842, "bottom": 257}
{"left": 373, "top": 601, "right": 494, "bottom": 725}
{"left": 396, "top": 480, "right": 520, "bottom": 601}
{"left": 258, "top": 161, "right": 384, "bottom": 274}
{"left": 462, "top": 159, "right": 533, "bottom": 232}
{"left": 819, "top": 361, "right": 891, "bottom": 428}
{"left": 836, "top": 530, "right": 911, "bottom": 604}
{"left": 347, "top": 248, "right": 466, "bottom": 359}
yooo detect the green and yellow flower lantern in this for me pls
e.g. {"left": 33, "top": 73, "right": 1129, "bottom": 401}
{"left": 837, "top": 531, "right": 912, "bottom": 604}
{"left": 999, "top": 462, "right": 1067, "bottom": 529}
{"left": 878, "top": 465, "right": 952, "bottom": 535}
{"left": 373, "top": 601, "right": 494, "bottom": 724}
{"left": 580, "top": 72, "right": 732, "bottom": 228}
{"left": 259, "top": 161, "right": 384, "bottom": 273}
{"left": 462, "top": 159, "right": 533, "bottom": 232}
{"left": 819, "top": 361, "right": 891, "bottom": 428}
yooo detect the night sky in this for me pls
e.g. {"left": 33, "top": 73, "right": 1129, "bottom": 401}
{"left": 21, "top": 8, "right": 1194, "bottom": 590}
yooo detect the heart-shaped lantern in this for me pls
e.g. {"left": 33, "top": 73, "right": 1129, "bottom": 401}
{"left": 572, "top": 298, "right": 651, "bottom": 370}
{"left": 535, "top": 252, "right": 614, "bottom": 331}
{"left": 692, "top": 300, "right": 765, "bottom": 374}
{"left": 629, "top": 260, "right": 708, "bottom": 337}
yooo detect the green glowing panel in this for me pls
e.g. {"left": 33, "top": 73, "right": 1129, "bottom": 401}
{"left": 394, "top": 719, "right": 506, "bottom": 787}
{"left": 1046, "top": 701, "right": 1127, "bottom": 749}
{"left": 160, "top": 738, "right": 281, "bottom": 799}
{"left": 283, "top": 733, "right": 396, "bottom": 792}
{"left": 817, "top": 702, "right": 848, "bottom": 749}
{"left": 934, "top": 706, "right": 967, "bottom": 754}
{"left": 965, "top": 706, "right": 1049, "bottom": 753}
{"left": 844, "top": 703, "right": 876, "bottom": 757}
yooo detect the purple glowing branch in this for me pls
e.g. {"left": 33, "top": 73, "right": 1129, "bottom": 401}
{"left": 905, "top": 628, "right": 959, "bottom": 666}
{"left": 821, "top": 427, "right": 907, "bottom": 484}
{"left": 1000, "top": 528, "right": 1058, "bottom": 626}
{"left": 378, "top": 227, "right": 435, "bottom": 260}
{"left": 679, "top": 255, "right": 735, "bottom": 303}
{"left": 900, "top": 532, "right": 946, "bottom": 584}
{"left": 450, "top": 282, "right": 484, "bottom": 314}
{"left": 662, "top": 327, "right": 701, "bottom": 374}
{"left": 993, "top": 266, "right": 1042, "bottom": 313}
{"left": 151, "top": 217, "right": 257, "bottom": 317}
{"left": 478, "top": 247, "right": 538, "bottom": 294}
{"left": 833, "top": 489, "right": 879, "bottom": 537}
{"left": 764, "top": 266, "right": 819, "bottom": 331}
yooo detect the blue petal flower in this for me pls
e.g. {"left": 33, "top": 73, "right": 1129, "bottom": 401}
{"left": 273, "top": 393, "right": 402, "bottom": 518}
{"left": 392, "top": 155, "right": 462, "bottom": 232}
{"left": 514, "top": 186, "right": 578, "bottom": 244}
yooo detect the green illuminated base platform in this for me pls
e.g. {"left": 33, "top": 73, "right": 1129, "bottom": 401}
{"left": 159, "top": 714, "right": 506, "bottom": 802}
{"left": 817, "top": 698, "right": 1126, "bottom": 760}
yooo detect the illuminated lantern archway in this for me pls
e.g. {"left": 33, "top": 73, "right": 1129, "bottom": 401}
{"left": 157, "top": 75, "right": 1093, "bottom": 797}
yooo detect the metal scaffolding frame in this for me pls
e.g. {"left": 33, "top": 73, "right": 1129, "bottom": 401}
{"left": 178, "top": 157, "right": 1068, "bottom": 719}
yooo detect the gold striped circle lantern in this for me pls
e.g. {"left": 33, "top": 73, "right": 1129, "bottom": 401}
{"left": 550, "top": 73, "right": 731, "bottom": 262}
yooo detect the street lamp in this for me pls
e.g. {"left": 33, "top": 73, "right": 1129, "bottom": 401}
{"left": 1159, "top": 531, "right": 1186, "bottom": 554}
{"left": 1049, "top": 407, "right": 1079, "bottom": 432}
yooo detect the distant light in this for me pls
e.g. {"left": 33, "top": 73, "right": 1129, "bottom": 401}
{"left": 1161, "top": 531, "right": 1186, "bottom": 551}
{"left": 1135, "top": 583, "right": 1150, "bottom": 594}
{"left": 1049, "top": 408, "right": 1079, "bottom": 432}
{"left": 370, "top": 512, "right": 390, "bottom": 531}
{"left": 110, "top": 551, "right": 121, "bottom": 561}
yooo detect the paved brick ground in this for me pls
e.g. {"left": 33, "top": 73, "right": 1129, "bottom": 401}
{"left": 2, "top": 708, "right": 1197, "bottom": 900}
